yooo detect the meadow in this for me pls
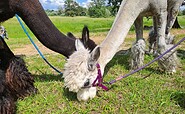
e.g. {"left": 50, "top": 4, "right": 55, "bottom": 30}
{"left": 1, "top": 16, "right": 185, "bottom": 113}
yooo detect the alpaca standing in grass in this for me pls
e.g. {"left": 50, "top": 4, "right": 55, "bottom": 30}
{"left": 148, "top": 0, "right": 183, "bottom": 54}
{"left": 0, "top": 37, "right": 37, "bottom": 113}
{"left": 63, "top": 0, "right": 183, "bottom": 101}
{"left": 131, "top": 0, "right": 183, "bottom": 70}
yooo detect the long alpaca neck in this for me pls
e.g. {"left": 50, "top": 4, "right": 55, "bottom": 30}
{"left": 9, "top": 0, "right": 75, "bottom": 57}
{"left": 99, "top": 0, "right": 149, "bottom": 70}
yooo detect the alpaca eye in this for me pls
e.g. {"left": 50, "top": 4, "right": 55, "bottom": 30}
{"left": 84, "top": 79, "right": 90, "bottom": 87}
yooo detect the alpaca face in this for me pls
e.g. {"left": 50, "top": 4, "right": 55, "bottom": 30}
{"left": 63, "top": 39, "right": 100, "bottom": 100}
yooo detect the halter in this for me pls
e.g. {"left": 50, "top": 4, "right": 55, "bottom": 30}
{"left": 92, "top": 63, "right": 109, "bottom": 91}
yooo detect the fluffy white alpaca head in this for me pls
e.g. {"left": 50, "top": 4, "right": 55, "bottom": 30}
{"left": 63, "top": 39, "right": 100, "bottom": 101}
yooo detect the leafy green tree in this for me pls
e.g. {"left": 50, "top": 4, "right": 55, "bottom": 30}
{"left": 88, "top": 0, "right": 111, "bottom": 18}
{"left": 108, "top": 0, "right": 122, "bottom": 15}
{"left": 64, "top": 0, "right": 86, "bottom": 16}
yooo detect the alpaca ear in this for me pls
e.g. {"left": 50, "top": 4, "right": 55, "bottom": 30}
{"left": 88, "top": 46, "right": 100, "bottom": 71}
{"left": 81, "top": 26, "right": 89, "bottom": 47}
{"left": 75, "top": 39, "right": 85, "bottom": 51}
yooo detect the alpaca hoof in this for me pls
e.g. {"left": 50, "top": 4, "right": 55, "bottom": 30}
{"left": 157, "top": 44, "right": 178, "bottom": 74}
{"left": 168, "top": 69, "right": 176, "bottom": 75}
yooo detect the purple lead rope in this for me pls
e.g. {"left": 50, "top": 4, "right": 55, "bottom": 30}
{"left": 109, "top": 37, "right": 185, "bottom": 85}
{"left": 92, "top": 37, "right": 185, "bottom": 90}
{"left": 92, "top": 64, "right": 109, "bottom": 91}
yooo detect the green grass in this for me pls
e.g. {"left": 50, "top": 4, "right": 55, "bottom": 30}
{"left": 1, "top": 16, "right": 185, "bottom": 113}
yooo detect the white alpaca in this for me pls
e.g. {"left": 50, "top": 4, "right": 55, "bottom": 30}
{"left": 64, "top": 0, "right": 183, "bottom": 101}
{"left": 63, "top": 39, "right": 100, "bottom": 101}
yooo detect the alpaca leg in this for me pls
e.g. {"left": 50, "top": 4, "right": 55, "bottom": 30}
{"left": 165, "top": 5, "right": 180, "bottom": 44}
{"left": 166, "top": 3, "right": 180, "bottom": 34}
{"left": 134, "top": 16, "right": 143, "bottom": 41}
{"left": 156, "top": 10, "right": 177, "bottom": 74}
{"left": 130, "top": 39, "right": 146, "bottom": 70}
{"left": 148, "top": 16, "right": 158, "bottom": 54}
{"left": 130, "top": 16, "right": 146, "bottom": 70}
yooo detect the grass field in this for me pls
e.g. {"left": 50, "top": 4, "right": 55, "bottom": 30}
{"left": 1, "top": 16, "right": 185, "bottom": 114}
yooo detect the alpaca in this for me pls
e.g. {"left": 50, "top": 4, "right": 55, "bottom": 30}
{"left": 64, "top": 29, "right": 100, "bottom": 101}
{"left": 133, "top": 0, "right": 183, "bottom": 71}
{"left": 64, "top": 0, "right": 183, "bottom": 101}
{"left": 130, "top": 38, "right": 146, "bottom": 70}
{"left": 0, "top": 37, "right": 37, "bottom": 113}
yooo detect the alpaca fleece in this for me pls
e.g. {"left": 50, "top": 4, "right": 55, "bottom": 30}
{"left": 6, "top": 57, "right": 37, "bottom": 99}
{"left": 0, "top": 70, "right": 16, "bottom": 114}
{"left": 130, "top": 38, "right": 146, "bottom": 70}
{"left": 157, "top": 44, "right": 179, "bottom": 73}
{"left": 64, "top": 46, "right": 97, "bottom": 101}
{"left": 0, "top": 57, "right": 37, "bottom": 113}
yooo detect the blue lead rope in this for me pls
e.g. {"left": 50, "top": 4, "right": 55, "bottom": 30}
{"left": 15, "top": 14, "right": 62, "bottom": 75}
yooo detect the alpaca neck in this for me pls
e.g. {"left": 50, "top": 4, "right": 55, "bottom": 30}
{"left": 98, "top": 0, "right": 149, "bottom": 69}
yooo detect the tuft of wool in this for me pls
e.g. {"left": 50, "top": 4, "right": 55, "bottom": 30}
{"left": 157, "top": 44, "right": 179, "bottom": 74}
{"left": 130, "top": 38, "right": 146, "bottom": 70}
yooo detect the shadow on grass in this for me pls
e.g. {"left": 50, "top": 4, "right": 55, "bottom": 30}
{"left": 104, "top": 54, "right": 130, "bottom": 76}
{"left": 171, "top": 91, "right": 185, "bottom": 109}
{"left": 177, "top": 49, "right": 185, "bottom": 59}
{"left": 34, "top": 74, "right": 63, "bottom": 82}
{"left": 62, "top": 88, "right": 78, "bottom": 101}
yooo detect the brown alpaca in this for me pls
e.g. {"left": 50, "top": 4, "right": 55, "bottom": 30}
{"left": 0, "top": 37, "right": 37, "bottom": 113}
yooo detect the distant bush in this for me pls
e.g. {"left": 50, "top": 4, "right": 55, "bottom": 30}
{"left": 88, "top": 6, "right": 111, "bottom": 18}
{"left": 45, "top": 10, "right": 59, "bottom": 16}
{"left": 182, "top": 9, "right": 185, "bottom": 15}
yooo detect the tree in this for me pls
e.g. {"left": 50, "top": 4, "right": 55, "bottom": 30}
{"left": 108, "top": 0, "right": 122, "bottom": 15}
{"left": 88, "top": 0, "right": 111, "bottom": 17}
{"left": 64, "top": 0, "right": 86, "bottom": 16}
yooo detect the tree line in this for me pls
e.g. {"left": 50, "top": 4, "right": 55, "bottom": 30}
{"left": 46, "top": 0, "right": 185, "bottom": 18}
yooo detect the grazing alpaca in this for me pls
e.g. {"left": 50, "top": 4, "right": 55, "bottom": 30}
{"left": 64, "top": 28, "right": 100, "bottom": 101}
{"left": 64, "top": 0, "right": 183, "bottom": 101}
{"left": 0, "top": 37, "right": 37, "bottom": 113}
